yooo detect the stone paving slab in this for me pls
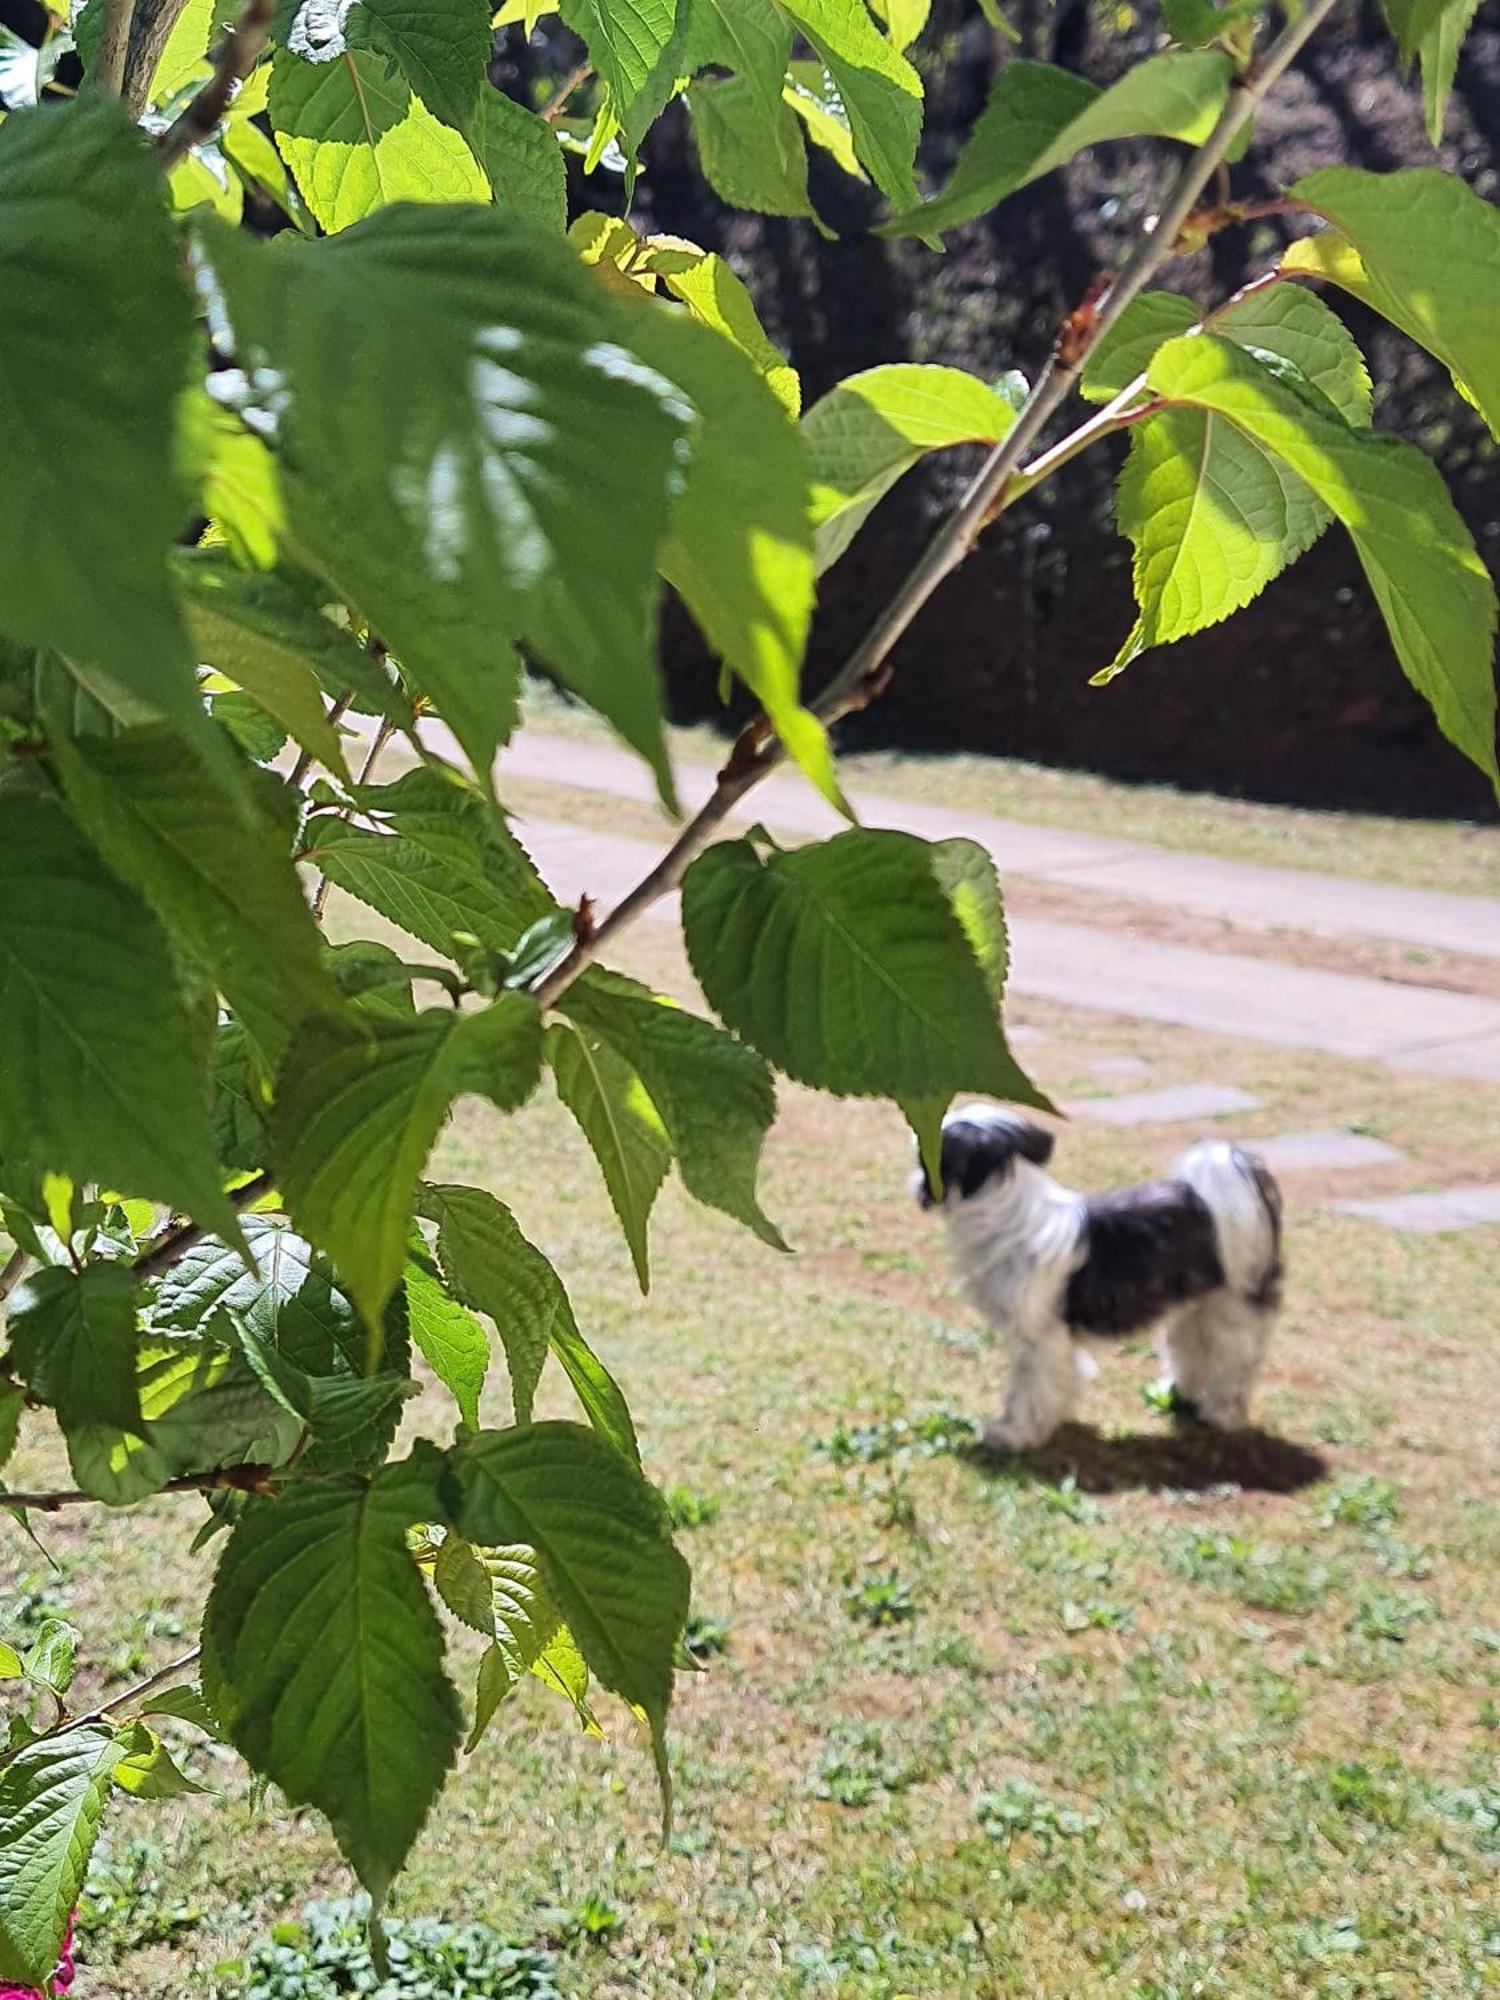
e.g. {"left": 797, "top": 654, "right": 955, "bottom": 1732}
{"left": 1089, "top": 1057, "right": 1151, "bottom": 1079}
{"left": 1335, "top": 1185, "right": 1500, "bottom": 1233}
{"left": 496, "top": 730, "right": 1500, "bottom": 963}
{"left": 1067, "top": 1082, "right": 1264, "bottom": 1126}
{"left": 1251, "top": 1130, "right": 1405, "bottom": 1172}
{"left": 512, "top": 818, "right": 1500, "bottom": 1084}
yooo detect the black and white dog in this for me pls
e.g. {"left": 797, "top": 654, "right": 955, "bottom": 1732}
{"left": 915, "top": 1104, "right": 1283, "bottom": 1453}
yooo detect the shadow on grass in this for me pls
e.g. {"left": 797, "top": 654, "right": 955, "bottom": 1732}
{"left": 962, "top": 1421, "right": 1329, "bottom": 1496}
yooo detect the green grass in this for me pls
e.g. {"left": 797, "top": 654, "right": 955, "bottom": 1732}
{"left": 6, "top": 912, "right": 1500, "bottom": 1996}
{"left": 518, "top": 684, "right": 1500, "bottom": 900}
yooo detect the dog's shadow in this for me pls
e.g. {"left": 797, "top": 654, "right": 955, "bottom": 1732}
{"left": 962, "top": 1421, "right": 1328, "bottom": 1496}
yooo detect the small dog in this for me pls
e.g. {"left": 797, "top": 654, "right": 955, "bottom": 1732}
{"left": 914, "top": 1104, "right": 1283, "bottom": 1454}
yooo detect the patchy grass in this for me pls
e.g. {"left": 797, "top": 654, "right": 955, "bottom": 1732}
{"left": 6, "top": 897, "right": 1500, "bottom": 1997}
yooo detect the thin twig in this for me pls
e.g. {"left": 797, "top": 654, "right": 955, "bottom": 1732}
{"left": 0, "top": 1248, "right": 30, "bottom": 1308}
{"left": 310, "top": 714, "right": 397, "bottom": 920}
{"left": 288, "top": 688, "right": 356, "bottom": 792}
{"left": 155, "top": 0, "right": 275, "bottom": 169}
{"left": 530, "top": 0, "right": 1341, "bottom": 1012}
{"left": 132, "top": 1170, "right": 275, "bottom": 1282}
{"left": 92, "top": 0, "right": 137, "bottom": 95}
{"left": 540, "top": 60, "right": 592, "bottom": 123}
{"left": 3, "top": 1467, "right": 272, "bottom": 1513}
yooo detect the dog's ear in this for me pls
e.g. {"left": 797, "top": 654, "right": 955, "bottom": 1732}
{"left": 1014, "top": 1121, "right": 1055, "bottom": 1168}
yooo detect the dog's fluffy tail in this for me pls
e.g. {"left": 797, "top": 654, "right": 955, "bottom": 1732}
{"left": 1175, "top": 1141, "right": 1283, "bottom": 1309}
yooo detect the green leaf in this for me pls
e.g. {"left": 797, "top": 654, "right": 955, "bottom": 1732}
{"left": 8, "top": 1268, "right": 145, "bottom": 1493}
{"left": 273, "top": 996, "right": 543, "bottom": 1323}
{"left": 1080, "top": 292, "right": 1198, "bottom": 404}
{"left": 869, "top": 0, "right": 929, "bottom": 51}
{"left": 0, "top": 1643, "right": 22, "bottom": 1682}
{"left": 21, "top": 1621, "right": 79, "bottom": 1700}
{"left": 882, "top": 52, "right": 1230, "bottom": 237}
{"left": 687, "top": 73, "right": 813, "bottom": 222}
{"left": 454, "top": 1422, "right": 689, "bottom": 1778}
{"left": 232, "top": 1314, "right": 413, "bottom": 1471}
{"left": 0, "top": 1384, "right": 23, "bottom": 1480}
{"left": 202, "top": 1452, "right": 462, "bottom": 1902}
{"left": 469, "top": 86, "right": 566, "bottom": 230}
{"left": 0, "top": 100, "right": 204, "bottom": 752}
{"left": 404, "top": 1245, "right": 489, "bottom": 1431}
{"left": 112, "top": 1721, "right": 211, "bottom": 1799}
{"left": 0, "top": 796, "right": 239, "bottom": 1240}
{"left": 1104, "top": 286, "right": 1372, "bottom": 678}
{"left": 198, "top": 208, "right": 692, "bottom": 803}
{"left": 624, "top": 307, "right": 836, "bottom": 809}
{"left": 276, "top": 0, "right": 491, "bottom": 134}
{"left": 1286, "top": 167, "right": 1500, "bottom": 441}
{"left": 145, "top": 0, "right": 215, "bottom": 99}
{"left": 547, "top": 1020, "right": 671, "bottom": 1290}
{"left": 268, "top": 47, "right": 489, "bottom": 234}
{"left": 138, "top": 1685, "right": 224, "bottom": 1736}
{"left": 641, "top": 241, "right": 800, "bottom": 416}
{"left": 801, "top": 364, "right": 1021, "bottom": 574}
{"left": 433, "top": 1532, "right": 496, "bottom": 1634}
{"left": 306, "top": 766, "right": 557, "bottom": 961}
{"left": 420, "top": 1183, "right": 638, "bottom": 1459}
{"left": 1414, "top": 0, "right": 1480, "bottom": 143}
{"left": 52, "top": 727, "right": 342, "bottom": 1068}
{"left": 175, "top": 551, "right": 373, "bottom": 776}
{"left": 0, "top": 1726, "right": 125, "bottom": 1987}
{"left": 176, "top": 390, "right": 286, "bottom": 574}
{"left": 136, "top": 1330, "right": 302, "bottom": 1480}
{"left": 558, "top": 0, "right": 679, "bottom": 148}
{"left": 465, "top": 1549, "right": 577, "bottom": 1748}
{"left": 782, "top": 61, "right": 864, "bottom": 182}
{"left": 1147, "top": 333, "right": 1499, "bottom": 790}
{"left": 775, "top": 0, "right": 921, "bottom": 208}
{"left": 682, "top": 830, "right": 1047, "bottom": 1105}
{"left": 563, "top": 968, "right": 785, "bottom": 1250}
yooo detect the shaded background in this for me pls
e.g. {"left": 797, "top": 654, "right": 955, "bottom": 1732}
{"left": 507, "top": 0, "right": 1500, "bottom": 819}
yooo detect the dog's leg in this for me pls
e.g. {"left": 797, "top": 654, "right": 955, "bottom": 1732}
{"left": 1184, "top": 1294, "right": 1274, "bottom": 1431}
{"left": 1160, "top": 1303, "right": 1213, "bottom": 1419}
{"left": 982, "top": 1320, "right": 1083, "bottom": 1454}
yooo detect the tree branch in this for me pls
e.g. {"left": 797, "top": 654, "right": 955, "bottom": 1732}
{"left": 132, "top": 1170, "right": 275, "bottom": 1282}
{"left": 540, "top": 60, "right": 592, "bottom": 123}
{"left": 530, "top": 0, "right": 1341, "bottom": 1012}
{"left": 92, "top": 0, "right": 138, "bottom": 96}
{"left": 310, "top": 713, "right": 398, "bottom": 920}
{"left": 0, "top": 1248, "right": 30, "bottom": 1308}
{"left": 155, "top": 0, "right": 275, "bottom": 170}
{"left": 3, "top": 1467, "right": 272, "bottom": 1513}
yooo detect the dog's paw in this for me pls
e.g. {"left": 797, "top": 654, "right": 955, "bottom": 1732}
{"left": 979, "top": 1417, "right": 1034, "bottom": 1456}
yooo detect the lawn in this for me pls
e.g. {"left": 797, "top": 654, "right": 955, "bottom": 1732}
{"left": 5, "top": 884, "right": 1498, "bottom": 1998}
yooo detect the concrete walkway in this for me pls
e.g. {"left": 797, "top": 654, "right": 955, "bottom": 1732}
{"left": 499, "top": 733, "right": 1500, "bottom": 964}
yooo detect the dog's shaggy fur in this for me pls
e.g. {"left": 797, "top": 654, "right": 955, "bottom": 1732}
{"left": 914, "top": 1105, "right": 1284, "bottom": 1453}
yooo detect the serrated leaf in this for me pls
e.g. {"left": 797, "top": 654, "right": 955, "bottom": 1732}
{"left": 563, "top": 968, "right": 785, "bottom": 1250}
{"left": 273, "top": 996, "right": 543, "bottom": 1322}
{"left": 558, "top": 0, "right": 679, "bottom": 149}
{"left": 198, "top": 207, "right": 692, "bottom": 802}
{"left": 1414, "top": 0, "right": 1480, "bottom": 142}
{"left": 307, "top": 765, "right": 557, "bottom": 961}
{"left": 281, "top": 0, "right": 492, "bottom": 136}
{"left": 641, "top": 238, "right": 800, "bottom": 416}
{"left": 1286, "top": 167, "right": 1500, "bottom": 440}
{"left": 782, "top": 61, "right": 863, "bottom": 182}
{"left": 776, "top": 0, "right": 921, "bottom": 208}
{"left": 202, "top": 1451, "right": 461, "bottom": 1901}
{"left": 176, "top": 390, "right": 286, "bottom": 574}
{"left": 175, "top": 551, "right": 373, "bottom": 775}
{"left": 624, "top": 306, "right": 835, "bottom": 809}
{"left": 454, "top": 1422, "right": 688, "bottom": 1779}
{"left": 547, "top": 1020, "right": 671, "bottom": 1290}
{"left": 145, "top": 0, "right": 215, "bottom": 100}
{"left": 52, "top": 727, "right": 341, "bottom": 1068}
{"left": 469, "top": 85, "right": 566, "bottom": 229}
{"left": 420, "top": 1183, "right": 638, "bottom": 1458}
{"left": 232, "top": 1314, "right": 413, "bottom": 1470}
{"left": 883, "top": 51, "right": 1230, "bottom": 237}
{"left": 0, "top": 1643, "right": 22, "bottom": 1681}
{"left": 0, "top": 100, "right": 206, "bottom": 755}
{"left": 800, "top": 363, "right": 1020, "bottom": 574}
{"left": 0, "top": 1726, "right": 124, "bottom": 1987}
{"left": 8, "top": 1267, "right": 141, "bottom": 1439}
{"left": 0, "top": 797, "right": 239, "bottom": 1240}
{"left": 1147, "top": 333, "right": 1498, "bottom": 790}
{"left": 682, "top": 830, "right": 1047, "bottom": 1106}
{"left": 268, "top": 46, "right": 488, "bottom": 233}
{"left": 465, "top": 1548, "right": 570, "bottom": 1748}
{"left": 688, "top": 73, "right": 813, "bottom": 222}
{"left": 112, "top": 1721, "right": 211, "bottom": 1799}
{"left": 404, "top": 1245, "right": 489, "bottom": 1430}
{"left": 434, "top": 1533, "right": 496, "bottom": 1634}
{"left": 138, "top": 1684, "right": 225, "bottom": 1737}
{"left": 869, "top": 0, "right": 929, "bottom": 49}
{"left": 136, "top": 1331, "right": 302, "bottom": 1478}
{"left": 1104, "top": 285, "right": 1374, "bottom": 678}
